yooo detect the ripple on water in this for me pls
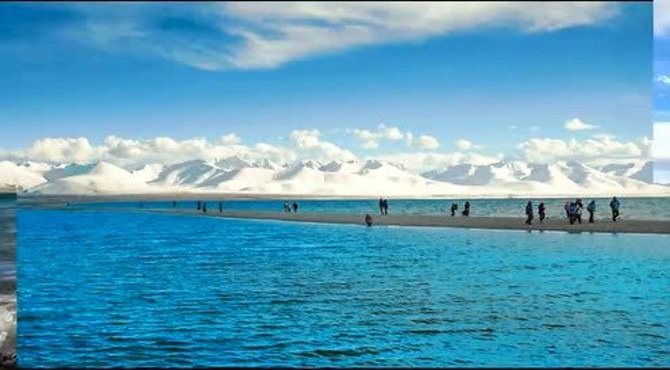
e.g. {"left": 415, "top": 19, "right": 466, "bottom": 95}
{"left": 16, "top": 210, "right": 670, "bottom": 367}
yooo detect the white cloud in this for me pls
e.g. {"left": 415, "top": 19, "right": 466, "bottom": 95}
{"left": 416, "top": 135, "right": 440, "bottom": 150}
{"left": 16, "top": 137, "right": 105, "bottom": 163}
{"left": 653, "top": 122, "right": 670, "bottom": 159}
{"left": 564, "top": 118, "right": 599, "bottom": 131}
{"left": 518, "top": 136, "right": 651, "bottom": 163}
{"left": 61, "top": 2, "right": 620, "bottom": 70}
{"left": 289, "top": 129, "right": 357, "bottom": 161}
{"left": 456, "top": 139, "right": 472, "bottom": 150}
{"left": 220, "top": 133, "right": 241, "bottom": 145}
{"left": 350, "top": 124, "right": 406, "bottom": 148}
{"left": 656, "top": 75, "right": 670, "bottom": 86}
{"left": 655, "top": 0, "right": 670, "bottom": 38}
{"left": 223, "top": 2, "right": 619, "bottom": 69}
{"left": 375, "top": 151, "right": 503, "bottom": 173}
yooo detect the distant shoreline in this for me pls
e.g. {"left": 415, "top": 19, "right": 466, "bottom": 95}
{"left": 16, "top": 192, "right": 670, "bottom": 204}
{"left": 24, "top": 204, "right": 670, "bottom": 235}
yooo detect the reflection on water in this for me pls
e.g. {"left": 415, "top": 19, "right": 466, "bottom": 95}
{"left": 0, "top": 193, "right": 17, "bottom": 366}
{"left": 18, "top": 210, "right": 670, "bottom": 367}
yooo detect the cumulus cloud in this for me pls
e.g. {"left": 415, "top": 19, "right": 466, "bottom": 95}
{"left": 375, "top": 151, "right": 503, "bottom": 173}
{"left": 564, "top": 118, "right": 599, "bottom": 131}
{"left": 655, "top": 0, "right": 670, "bottom": 38}
{"left": 15, "top": 137, "right": 105, "bottom": 163}
{"left": 289, "top": 129, "right": 357, "bottom": 161}
{"left": 44, "top": 2, "right": 620, "bottom": 70}
{"left": 416, "top": 135, "right": 440, "bottom": 150}
{"left": 350, "top": 124, "right": 406, "bottom": 149}
{"left": 220, "top": 133, "right": 241, "bottom": 145}
{"left": 456, "top": 139, "right": 473, "bottom": 150}
{"left": 518, "top": 136, "right": 651, "bottom": 163}
{"left": 656, "top": 75, "right": 670, "bottom": 86}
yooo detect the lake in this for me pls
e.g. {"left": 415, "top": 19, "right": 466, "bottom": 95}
{"left": 17, "top": 209, "right": 670, "bottom": 367}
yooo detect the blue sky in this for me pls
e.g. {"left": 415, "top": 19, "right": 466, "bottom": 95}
{"left": 0, "top": 2, "right": 656, "bottom": 169}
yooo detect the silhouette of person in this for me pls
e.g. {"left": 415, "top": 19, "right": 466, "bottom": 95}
{"left": 293, "top": 202, "right": 298, "bottom": 213}
{"left": 197, "top": 201, "right": 201, "bottom": 211}
{"left": 379, "top": 198, "right": 384, "bottom": 215}
{"left": 450, "top": 203, "right": 458, "bottom": 217}
{"left": 587, "top": 200, "right": 596, "bottom": 223}
{"left": 365, "top": 214, "right": 373, "bottom": 227}
{"left": 525, "top": 201, "right": 534, "bottom": 225}
{"left": 383, "top": 199, "right": 389, "bottom": 215}
{"left": 538, "top": 202, "right": 546, "bottom": 223}
{"left": 610, "top": 196, "right": 620, "bottom": 222}
{"left": 219, "top": 201, "right": 223, "bottom": 213}
{"left": 462, "top": 201, "right": 470, "bottom": 217}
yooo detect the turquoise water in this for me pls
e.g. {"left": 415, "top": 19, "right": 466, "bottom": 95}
{"left": 78, "top": 197, "right": 670, "bottom": 220}
{"left": 18, "top": 209, "right": 670, "bottom": 367}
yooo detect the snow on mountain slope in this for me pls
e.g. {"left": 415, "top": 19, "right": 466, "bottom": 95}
{"left": 131, "top": 164, "right": 164, "bottom": 183}
{"left": 10, "top": 156, "right": 668, "bottom": 196}
{"left": 0, "top": 161, "right": 48, "bottom": 190}
{"left": 31, "top": 162, "right": 160, "bottom": 195}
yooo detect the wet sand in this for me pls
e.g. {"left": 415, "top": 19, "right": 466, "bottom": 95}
{"left": 31, "top": 205, "right": 670, "bottom": 235}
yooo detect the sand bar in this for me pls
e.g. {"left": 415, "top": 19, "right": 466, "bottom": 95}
{"left": 24, "top": 204, "right": 670, "bottom": 235}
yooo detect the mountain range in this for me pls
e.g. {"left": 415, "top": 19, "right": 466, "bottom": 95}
{"left": 1, "top": 156, "right": 666, "bottom": 197}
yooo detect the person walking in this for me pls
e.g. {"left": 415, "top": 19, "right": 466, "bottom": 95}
{"left": 197, "top": 201, "right": 201, "bottom": 211}
{"left": 379, "top": 198, "right": 384, "bottom": 215}
{"left": 219, "top": 201, "right": 223, "bottom": 213}
{"left": 587, "top": 200, "right": 596, "bottom": 223}
{"left": 383, "top": 199, "right": 389, "bottom": 215}
{"left": 525, "top": 201, "right": 534, "bottom": 225}
{"left": 293, "top": 202, "right": 299, "bottom": 213}
{"left": 450, "top": 203, "right": 458, "bottom": 217}
{"left": 610, "top": 196, "right": 620, "bottom": 222}
{"left": 538, "top": 202, "right": 546, "bottom": 223}
{"left": 462, "top": 201, "right": 471, "bottom": 217}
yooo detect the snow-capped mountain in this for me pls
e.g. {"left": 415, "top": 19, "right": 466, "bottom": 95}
{"left": 3, "top": 157, "right": 668, "bottom": 196}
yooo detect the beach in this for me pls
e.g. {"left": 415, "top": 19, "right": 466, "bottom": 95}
{"left": 29, "top": 203, "right": 670, "bottom": 235}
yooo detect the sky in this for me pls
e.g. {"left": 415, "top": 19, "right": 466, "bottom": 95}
{"left": 654, "top": 0, "right": 670, "bottom": 183}
{"left": 0, "top": 2, "right": 656, "bottom": 171}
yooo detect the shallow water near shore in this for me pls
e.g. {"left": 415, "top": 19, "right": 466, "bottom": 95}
{"left": 17, "top": 209, "right": 670, "bottom": 367}
{"left": 77, "top": 197, "right": 670, "bottom": 220}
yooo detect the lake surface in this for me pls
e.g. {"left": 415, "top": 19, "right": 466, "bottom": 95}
{"left": 17, "top": 209, "right": 670, "bottom": 367}
{"left": 77, "top": 197, "right": 670, "bottom": 220}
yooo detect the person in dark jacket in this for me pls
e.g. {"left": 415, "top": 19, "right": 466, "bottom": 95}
{"left": 538, "top": 202, "right": 546, "bottom": 223}
{"left": 610, "top": 196, "right": 620, "bottom": 222}
{"left": 525, "top": 201, "right": 534, "bottom": 225}
{"left": 587, "top": 200, "right": 596, "bottom": 223}
{"left": 293, "top": 202, "right": 299, "bottom": 213}
{"left": 462, "top": 201, "right": 471, "bottom": 217}
{"left": 450, "top": 203, "right": 458, "bottom": 217}
{"left": 379, "top": 198, "right": 384, "bottom": 215}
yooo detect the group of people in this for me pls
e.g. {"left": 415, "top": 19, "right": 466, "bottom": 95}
{"left": 283, "top": 202, "right": 299, "bottom": 213}
{"left": 194, "top": 200, "right": 224, "bottom": 214}
{"left": 525, "top": 196, "right": 622, "bottom": 225}
{"left": 378, "top": 198, "right": 389, "bottom": 215}
{"left": 449, "top": 201, "right": 471, "bottom": 217}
